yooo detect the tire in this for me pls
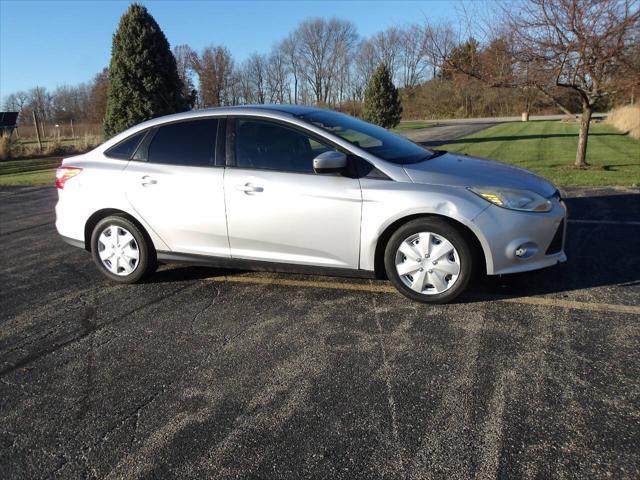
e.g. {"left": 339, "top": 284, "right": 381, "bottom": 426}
{"left": 384, "top": 217, "right": 474, "bottom": 304}
{"left": 90, "top": 215, "right": 156, "bottom": 284}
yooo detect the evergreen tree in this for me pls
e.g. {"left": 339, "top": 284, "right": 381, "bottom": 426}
{"left": 104, "top": 4, "right": 189, "bottom": 137}
{"left": 363, "top": 64, "right": 402, "bottom": 128}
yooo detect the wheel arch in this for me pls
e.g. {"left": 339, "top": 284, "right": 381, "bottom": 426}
{"left": 373, "top": 213, "right": 488, "bottom": 279}
{"left": 84, "top": 208, "right": 156, "bottom": 256}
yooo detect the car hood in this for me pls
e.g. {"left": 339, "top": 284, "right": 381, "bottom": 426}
{"left": 402, "top": 151, "right": 557, "bottom": 197}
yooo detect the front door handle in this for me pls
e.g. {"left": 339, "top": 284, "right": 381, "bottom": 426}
{"left": 141, "top": 175, "right": 157, "bottom": 186}
{"left": 236, "top": 183, "right": 264, "bottom": 194}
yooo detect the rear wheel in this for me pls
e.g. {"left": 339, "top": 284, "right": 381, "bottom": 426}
{"left": 91, "top": 216, "right": 155, "bottom": 283}
{"left": 384, "top": 218, "right": 474, "bottom": 303}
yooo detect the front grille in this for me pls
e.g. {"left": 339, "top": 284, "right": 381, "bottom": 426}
{"left": 545, "top": 219, "right": 564, "bottom": 254}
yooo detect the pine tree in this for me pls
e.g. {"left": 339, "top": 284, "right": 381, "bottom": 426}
{"left": 104, "top": 4, "right": 189, "bottom": 137}
{"left": 363, "top": 64, "right": 402, "bottom": 129}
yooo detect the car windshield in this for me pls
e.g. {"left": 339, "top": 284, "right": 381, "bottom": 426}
{"left": 298, "top": 110, "right": 433, "bottom": 164}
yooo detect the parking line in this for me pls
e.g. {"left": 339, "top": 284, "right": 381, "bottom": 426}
{"left": 204, "top": 275, "right": 640, "bottom": 315}
{"left": 205, "top": 274, "right": 397, "bottom": 293}
{"left": 499, "top": 297, "right": 640, "bottom": 315}
{"left": 568, "top": 219, "right": 640, "bottom": 226}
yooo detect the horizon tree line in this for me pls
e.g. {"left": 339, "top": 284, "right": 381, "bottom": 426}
{"left": 3, "top": 0, "right": 638, "bottom": 143}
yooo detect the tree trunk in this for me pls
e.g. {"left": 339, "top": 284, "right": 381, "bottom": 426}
{"left": 575, "top": 104, "right": 592, "bottom": 169}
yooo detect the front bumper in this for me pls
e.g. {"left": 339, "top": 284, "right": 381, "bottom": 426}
{"left": 473, "top": 198, "right": 567, "bottom": 275}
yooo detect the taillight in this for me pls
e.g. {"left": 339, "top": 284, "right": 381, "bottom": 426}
{"left": 56, "top": 166, "right": 83, "bottom": 189}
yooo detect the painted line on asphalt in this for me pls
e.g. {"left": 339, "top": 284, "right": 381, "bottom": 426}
{"left": 204, "top": 275, "right": 640, "bottom": 315}
{"left": 568, "top": 219, "right": 640, "bottom": 226}
{"left": 205, "top": 275, "right": 397, "bottom": 293}
{"left": 498, "top": 296, "right": 640, "bottom": 315}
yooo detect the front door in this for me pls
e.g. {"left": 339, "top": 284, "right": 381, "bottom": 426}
{"left": 223, "top": 118, "right": 362, "bottom": 269}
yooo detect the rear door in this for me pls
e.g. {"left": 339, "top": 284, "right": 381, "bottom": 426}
{"left": 223, "top": 117, "right": 362, "bottom": 269}
{"left": 124, "top": 118, "right": 230, "bottom": 257}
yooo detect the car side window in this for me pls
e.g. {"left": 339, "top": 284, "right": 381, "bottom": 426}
{"left": 235, "top": 119, "right": 332, "bottom": 173}
{"left": 147, "top": 119, "right": 218, "bottom": 167}
{"left": 105, "top": 131, "right": 147, "bottom": 159}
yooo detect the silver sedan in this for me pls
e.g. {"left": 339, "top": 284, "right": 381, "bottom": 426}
{"left": 55, "top": 105, "right": 566, "bottom": 303}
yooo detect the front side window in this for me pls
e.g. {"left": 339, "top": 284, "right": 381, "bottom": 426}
{"left": 105, "top": 131, "right": 146, "bottom": 159}
{"left": 147, "top": 119, "right": 218, "bottom": 166}
{"left": 298, "top": 110, "right": 432, "bottom": 165}
{"left": 235, "top": 119, "right": 332, "bottom": 173}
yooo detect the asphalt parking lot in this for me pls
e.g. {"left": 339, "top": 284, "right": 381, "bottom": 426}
{"left": 1, "top": 185, "right": 639, "bottom": 479}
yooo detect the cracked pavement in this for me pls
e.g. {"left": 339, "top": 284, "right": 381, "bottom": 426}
{"left": 1, "top": 185, "right": 639, "bottom": 479}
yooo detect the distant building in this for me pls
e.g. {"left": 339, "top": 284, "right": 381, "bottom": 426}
{"left": 0, "top": 112, "right": 19, "bottom": 137}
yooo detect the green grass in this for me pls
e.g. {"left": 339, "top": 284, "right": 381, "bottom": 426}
{"left": 393, "top": 120, "right": 438, "bottom": 132}
{"left": 0, "top": 157, "right": 62, "bottom": 175}
{"left": 439, "top": 121, "right": 640, "bottom": 187}
{"left": 0, "top": 168, "right": 55, "bottom": 186}
{"left": 0, "top": 157, "right": 61, "bottom": 186}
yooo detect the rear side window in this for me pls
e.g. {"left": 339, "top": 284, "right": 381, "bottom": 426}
{"left": 234, "top": 119, "right": 331, "bottom": 173}
{"left": 105, "top": 131, "right": 146, "bottom": 159}
{"left": 148, "top": 119, "right": 218, "bottom": 166}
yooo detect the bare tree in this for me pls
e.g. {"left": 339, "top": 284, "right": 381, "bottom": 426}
{"left": 353, "top": 40, "right": 378, "bottom": 100}
{"left": 29, "top": 87, "right": 53, "bottom": 121}
{"left": 173, "top": 44, "right": 197, "bottom": 108}
{"left": 89, "top": 69, "right": 109, "bottom": 124}
{"left": 245, "top": 53, "right": 268, "bottom": 103}
{"left": 424, "top": 22, "right": 456, "bottom": 80}
{"left": 505, "top": 0, "right": 640, "bottom": 167}
{"left": 267, "top": 47, "right": 289, "bottom": 103}
{"left": 225, "top": 69, "right": 243, "bottom": 105}
{"left": 369, "top": 27, "right": 402, "bottom": 83}
{"left": 399, "top": 24, "right": 429, "bottom": 87}
{"left": 294, "top": 18, "right": 358, "bottom": 104}
{"left": 190, "top": 45, "right": 234, "bottom": 107}
{"left": 51, "top": 84, "right": 92, "bottom": 122}
{"left": 281, "top": 35, "right": 302, "bottom": 104}
{"left": 2, "top": 91, "right": 29, "bottom": 117}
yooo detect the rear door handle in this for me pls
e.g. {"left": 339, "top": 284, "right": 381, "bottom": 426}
{"left": 141, "top": 175, "right": 157, "bottom": 186}
{"left": 236, "top": 183, "right": 264, "bottom": 194}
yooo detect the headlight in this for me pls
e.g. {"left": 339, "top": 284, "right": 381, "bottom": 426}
{"left": 468, "top": 187, "right": 552, "bottom": 212}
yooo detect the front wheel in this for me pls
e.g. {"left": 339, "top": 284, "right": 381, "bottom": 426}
{"left": 384, "top": 218, "right": 474, "bottom": 304}
{"left": 90, "top": 216, "right": 156, "bottom": 284}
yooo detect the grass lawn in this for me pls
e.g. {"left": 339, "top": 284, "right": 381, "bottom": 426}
{"left": 393, "top": 120, "right": 439, "bottom": 132}
{"left": 0, "top": 157, "right": 61, "bottom": 186}
{"left": 0, "top": 168, "right": 55, "bottom": 186}
{"left": 439, "top": 121, "right": 640, "bottom": 187}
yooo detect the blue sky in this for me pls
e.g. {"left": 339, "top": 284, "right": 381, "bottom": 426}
{"left": 0, "top": 0, "right": 461, "bottom": 97}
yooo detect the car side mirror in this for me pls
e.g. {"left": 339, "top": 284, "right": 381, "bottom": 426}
{"left": 313, "top": 151, "right": 347, "bottom": 174}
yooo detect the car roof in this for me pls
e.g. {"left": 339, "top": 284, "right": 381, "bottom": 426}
{"left": 219, "top": 104, "right": 321, "bottom": 115}
{"left": 112, "top": 104, "right": 324, "bottom": 135}
{"left": 100, "top": 104, "right": 334, "bottom": 151}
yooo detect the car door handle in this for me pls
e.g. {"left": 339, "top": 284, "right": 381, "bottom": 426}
{"left": 236, "top": 183, "right": 264, "bottom": 194}
{"left": 141, "top": 175, "right": 157, "bottom": 186}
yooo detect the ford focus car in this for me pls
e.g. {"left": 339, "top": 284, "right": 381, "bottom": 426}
{"left": 55, "top": 105, "right": 566, "bottom": 303}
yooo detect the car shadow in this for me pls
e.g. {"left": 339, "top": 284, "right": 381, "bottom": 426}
{"left": 148, "top": 192, "right": 640, "bottom": 303}
{"left": 148, "top": 266, "right": 246, "bottom": 283}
